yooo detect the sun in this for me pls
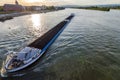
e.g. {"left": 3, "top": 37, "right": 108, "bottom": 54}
{"left": 26, "top": 0, "right": 44, "bottom": 2}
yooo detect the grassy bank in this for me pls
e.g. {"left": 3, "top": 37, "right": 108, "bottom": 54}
{"left": 84, "top": 7, "right": 110, "bottom": 11}
{"left": 73, "top": 7, "right": 110, "bottom": 11}
{"left": 72, "top": 6, "right": 120, "bottom": 11}
{"left": 112, "top": 7, "right": 120, "bottom": 10}
{"left": 0, "top": 6, "right": 3, "bottom": 11}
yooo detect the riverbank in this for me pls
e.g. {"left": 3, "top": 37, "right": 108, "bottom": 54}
{"left": 70, "top": 6, "right": 120, "bottom": 11}
{"left": 0, "top": 12, "right": 31, "bottom": 22}
{"left": 0, "top": 9, "right": 64, "bottom": 22}
{"left": 72, "top": 7, "right": 110, "bottom": 11}
{"left": 84, "top": 7, "right": 110, "bottom": 11}
{"left": 81, "top": 7, "right": 120, "bottom": 11}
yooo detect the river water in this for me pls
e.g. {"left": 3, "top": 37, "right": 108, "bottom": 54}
{"left": 0, "top": 9, "right": 120, "bottom": 80}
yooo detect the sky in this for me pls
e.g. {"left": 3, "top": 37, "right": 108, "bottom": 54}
{"left": 0, "top": 0, "right": 120, "bottom": 6}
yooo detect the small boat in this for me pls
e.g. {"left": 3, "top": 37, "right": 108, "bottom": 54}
{"left": 3, "top": 14, "right": 74, "bottom": 73}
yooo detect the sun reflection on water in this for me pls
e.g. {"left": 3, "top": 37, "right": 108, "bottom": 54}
{"left": 30, "top": 14, "right": 44, "bottom": 36}
{"left": 31, "top": 14, "right": 42, "bottom": 30}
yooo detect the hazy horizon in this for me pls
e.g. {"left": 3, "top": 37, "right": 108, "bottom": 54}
{"left": 0, "top": 0, "right": 120, "bottom": 6}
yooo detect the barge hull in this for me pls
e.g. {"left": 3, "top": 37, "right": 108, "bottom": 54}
{"left": 28, "top": 14, "right": 74, "bottom": 49}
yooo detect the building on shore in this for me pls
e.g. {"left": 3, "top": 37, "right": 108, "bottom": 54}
{"left": 31, "top": 5, "right": 47, "bottom": 11}
{"left": 3, "top": 0, "right": 25, "bottom": 12}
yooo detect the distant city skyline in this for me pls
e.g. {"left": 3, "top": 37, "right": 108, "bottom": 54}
{"left": 0, "top": 0, "right": 120, "bottom": 6}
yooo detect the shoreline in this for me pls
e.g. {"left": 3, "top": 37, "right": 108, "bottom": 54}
{"left": 0, "top": 12, "right": 31, "bottom": 22}
{"left": 0, "top": 9, "right": 63, "bottom": 22}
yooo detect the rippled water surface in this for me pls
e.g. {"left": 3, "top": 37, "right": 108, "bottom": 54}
{"left": 0, "top": 9, "right": 120, "bottom": 80}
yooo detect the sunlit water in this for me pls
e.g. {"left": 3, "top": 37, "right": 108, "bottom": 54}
{"left": 0, "top": 9, "right": 120, "bottom": 80}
